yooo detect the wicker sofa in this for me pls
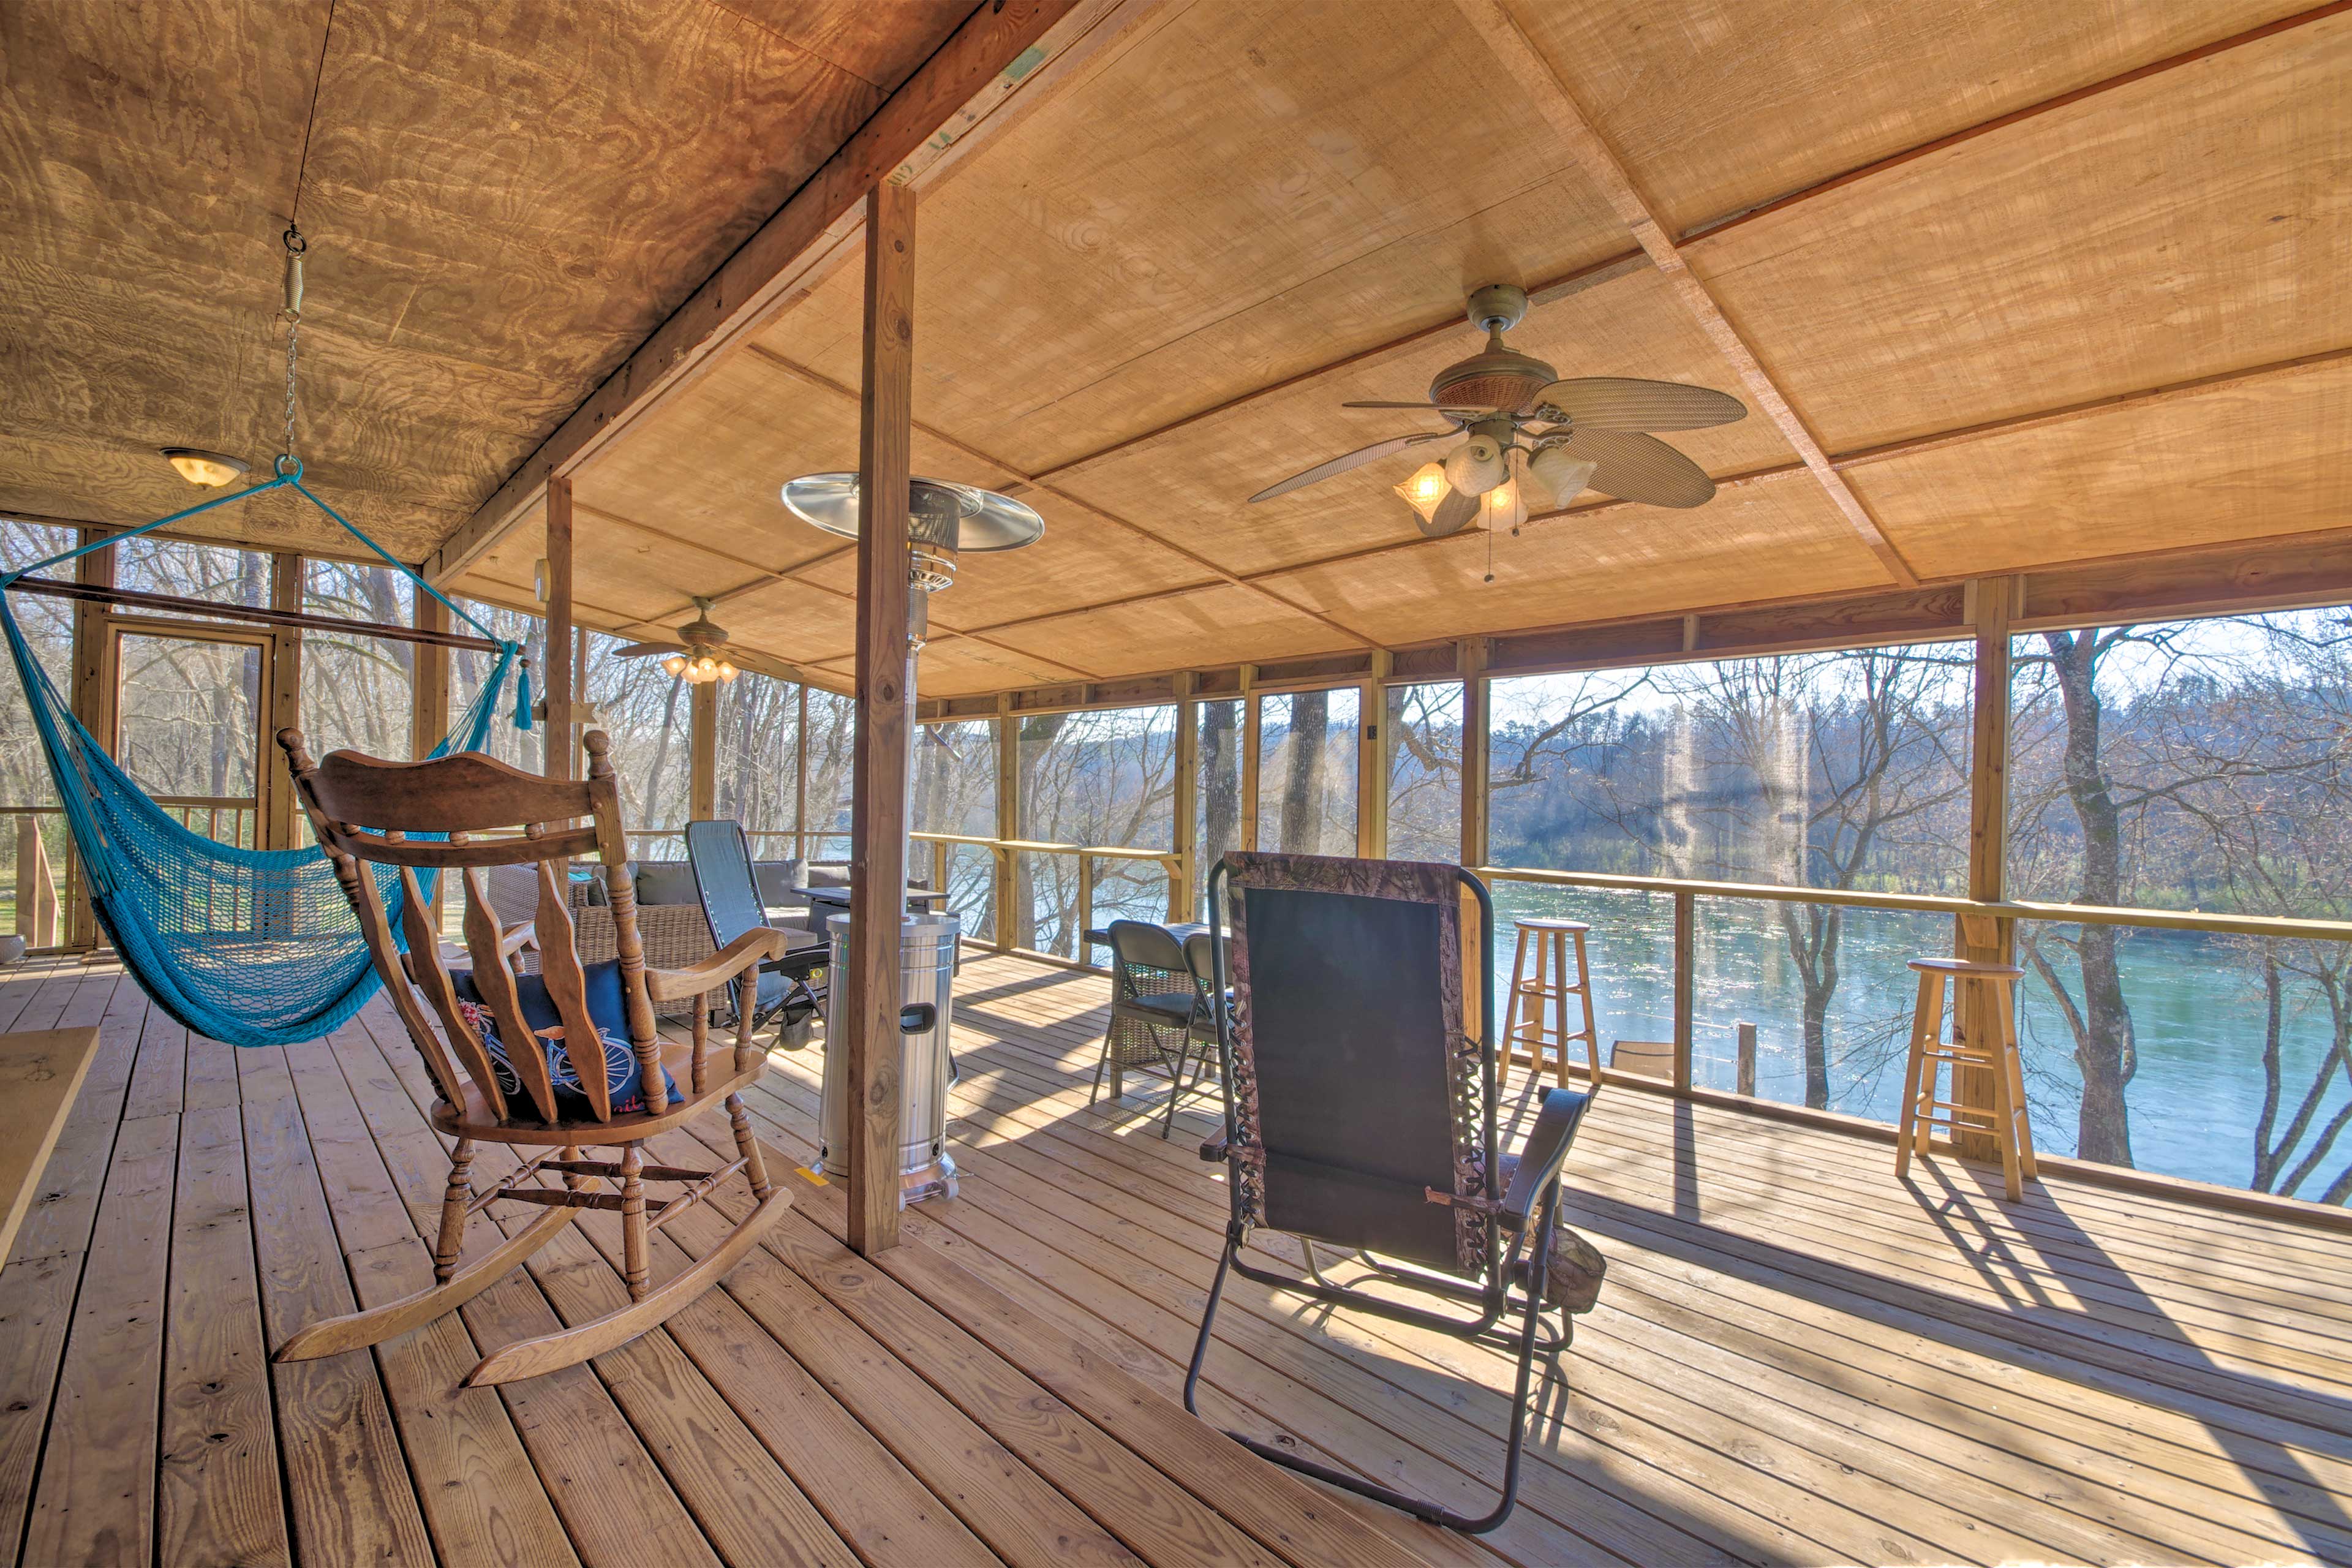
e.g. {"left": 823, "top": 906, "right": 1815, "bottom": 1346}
{"left": 478, "top": 856, "right": 878, "bottom": 1018}
{"left": 481, "top": 859, "right": 810, "bottom": 1017}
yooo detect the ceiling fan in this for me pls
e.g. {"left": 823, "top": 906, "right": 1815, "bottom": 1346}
{"left": 1248, "top": 284, "right": 1747, "bottom": 537}
{"left": 613, "top": 597, "right": 739, "bottom": 684}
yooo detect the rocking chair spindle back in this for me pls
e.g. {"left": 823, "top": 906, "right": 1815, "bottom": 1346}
{"left": 271, "top": 726, "right": 794, "bottom": 1385}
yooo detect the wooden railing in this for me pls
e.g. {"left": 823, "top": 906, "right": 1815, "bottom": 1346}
{"left": 0, "top": 807, "right": 62, "bottom": 948}
{"left": 153, "top": 795, "right": 258, "bottom": 850}
{"left": 1475, "top": 862, "right": 2352, "bottom": 1096}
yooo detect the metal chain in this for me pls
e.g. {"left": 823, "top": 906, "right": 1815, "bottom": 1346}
{"left": 277, "top": 224, "right": 307, "bottom": 471}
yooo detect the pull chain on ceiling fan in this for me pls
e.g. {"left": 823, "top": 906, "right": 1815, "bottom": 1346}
{"left": 1248, "top": 284, "right": 1746, "bottom": 539}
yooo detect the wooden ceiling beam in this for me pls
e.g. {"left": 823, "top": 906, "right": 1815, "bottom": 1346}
{"left": 421, "top": 0, "right": 1154, "bottom": 589}
{"left": 1679, "top": 0, "right": 2352, "bottom": 245}
{"left": 550, "top": 497, "right": 1104, "bottom": 683}
{"left": 1015, "top": 248, "right": 1650, "bottom": 488}
{"left": 1449, "top": 0, "right": 1920, "bottom": 589}
{"left": 741, "top": 344, "right": 1383, "bottom": 650}
{"left": 918, "top": 524, "right": 2352, "bottom": 715}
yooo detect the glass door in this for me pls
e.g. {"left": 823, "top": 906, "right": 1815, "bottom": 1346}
{"left": 113, "top": 625, "right": 268, "bottom": 848}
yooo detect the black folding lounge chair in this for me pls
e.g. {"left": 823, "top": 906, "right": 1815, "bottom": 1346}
{"left": 1188, "top": 851, "right": 1600, "bottom": 1534}
{"left": 684, "top": 819, "right": 827, "bottom": 1047}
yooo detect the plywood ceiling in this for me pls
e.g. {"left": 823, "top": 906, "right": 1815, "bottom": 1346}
{"left": 0, "top": 0, "right": 970, "bottom": 559}
{"left": 9, "top": 0, "right": 2346, "bottom": 702}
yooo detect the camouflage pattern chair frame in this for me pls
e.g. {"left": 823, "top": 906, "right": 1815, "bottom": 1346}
{"left": 1187, "top": 851, "right": 1598, "bottom": 1533}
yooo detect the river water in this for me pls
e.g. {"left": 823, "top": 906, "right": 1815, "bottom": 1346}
{"left": 1489, "top": 880, "right": 2352, "bottom": 1198}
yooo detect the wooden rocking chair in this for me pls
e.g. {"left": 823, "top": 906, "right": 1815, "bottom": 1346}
{"left": 272, "top": 726, "right": 792, "bottom": 1386}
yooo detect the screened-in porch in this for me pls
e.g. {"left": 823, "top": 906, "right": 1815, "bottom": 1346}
{"left": 6, "top": 1, "right": 2352, "bottom": 1564}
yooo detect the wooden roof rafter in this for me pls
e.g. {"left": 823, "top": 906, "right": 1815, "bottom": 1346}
{"left": 739, "top": 344, "right": 1383, "bottom": 651}
{"left": 423, "top": 0, "right": 1166, "bottom": 589}
{"left": 1448, "top": 0, "right": 1918, "bottom": 589}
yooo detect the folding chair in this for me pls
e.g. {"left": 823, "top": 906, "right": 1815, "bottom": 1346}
{"left": 1188, "top": 851, "right": 1602, "bottom": 1533}
{"left": 684, "top": 819, "right": 826, "bottom": 1047}
{"left": 1095, "top": 918, "right": 1219, "bottom": 1137}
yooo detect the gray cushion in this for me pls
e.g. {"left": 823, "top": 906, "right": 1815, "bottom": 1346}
{"left": 634, "top": 861, "right": 700, "bottom": 907}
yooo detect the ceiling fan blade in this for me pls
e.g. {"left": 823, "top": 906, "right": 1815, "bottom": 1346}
{"left": 1534, "top": 377, "right": 1746, "bottom": 432}
{"left": 1419, "top": 486, "right": 1480, "bottom": 538}
{"left": 1248, "top": 431, "right": 1448, "bottom": 503}
{"left": 1555, "top": 430, "right": 1716, "bottom": 508}
{"left": 614, "top": 641, "right": 684, "bottom": 658}
{"left": 1340, "top": 401, "right": 1444, "bottom": 409}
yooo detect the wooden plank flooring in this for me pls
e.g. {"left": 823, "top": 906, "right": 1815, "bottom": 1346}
{"left": 4, "top": 948, "right": 2350, "bottom": 1567}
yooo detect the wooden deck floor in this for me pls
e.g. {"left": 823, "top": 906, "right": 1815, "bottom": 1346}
{"left": 3, "top": 949, "right": 2350, "bottom": 1568}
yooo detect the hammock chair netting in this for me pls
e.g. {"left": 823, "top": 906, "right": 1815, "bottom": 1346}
{"left": 0, "top": 466, "right": 527, "bottom": 1049}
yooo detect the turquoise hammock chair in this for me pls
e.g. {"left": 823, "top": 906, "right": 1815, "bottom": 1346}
{"left": 0, "top": 460, "right": 532, "bottom": 1048}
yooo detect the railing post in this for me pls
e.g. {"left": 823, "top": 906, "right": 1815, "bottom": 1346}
{"left": 1170, "top": 673, "right": 1197, "bottom": 921}
{"left": 993, "top": 710, "right": 1017, "bottom": 950}
{"left": 1672, "top": 890, "right": 1695, "bottom": 1093}
{"left": 1357, "top": 652, "right": 1390, "bottom": 859}
{"left": 1076, "top": 852, "right": 1095, "bottom": 967}
{"left": 542, "top": 477, "right": 575, "bottom": 782}
{"left": 263, "top": 552, "right": 304, "bottom": 853}
{"left": 17, "top": 817, "right": 56, "bottom": 949}
{"left": 1957, "top": 576, "right": 2017, "bottom": 1159}
{"left": 66, "top": 529, "right": 114, "bottom": 951}
{"left": 413, "top": 595, "right": 451, "bottom": 932}
{"left": 1459, "top": 639, "right": 1490, "bottom": 871}
{"left": 1238, "top": 668, "right": 1261, "bottom": 853}
{"left": 1735, "top": 1019, "right": 1757, "bottom": 1098}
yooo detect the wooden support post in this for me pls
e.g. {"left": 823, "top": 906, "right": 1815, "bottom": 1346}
{"left": 264, "top": 553, "right": 303, "bottom": 853}
{"left": 689, "top": 681, "right": 718, "bottom": 821}
{"left": 1170, "top": 674, "right": 1197, "bottom": 921}
{"left": 1736, "top": 1019, "right": 1757, "bottom": 1098}
{"left": 794, "top": 682, "right": 811, "bottom": 859}
{"left": 1357, "top": 652, "right": 1391, "bottom": 859}
{"left": 1459, "top": 639, "right": 1490, "bottom": 870}
{"left": 1238, "top": 668, "right": 1261, "bottom": 853}
{"left": 1076, "top": 853, "right": 1095, "bottom": 968}
{"left": 66, "top": 532, "right": 113, "bottom": 950}
{"left": 992, "top": 709, "right": 1017, "bottom": 950}
{"left": 412, "top": 594, "right": 452, "bottom": 932}
{"left": 1956, "top": 577, "right": 2016, "bottom": 1160}
{"left": 846, "top": 180, "right": 917, "bottom": 1257}
{"left": 1672, "top": 890, "right": 1695, "bottom": 1093}
{"left": 543, "top": 475, "right": 575, "bottom": 781}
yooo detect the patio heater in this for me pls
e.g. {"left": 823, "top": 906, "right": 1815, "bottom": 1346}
{"left": 782, "top": 472, "right": 1045, "bottom": 1204}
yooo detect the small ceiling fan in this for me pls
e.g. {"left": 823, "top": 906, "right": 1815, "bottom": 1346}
{"left": 1248, "top": 284, "right": 1747, "bottom": 537}
{"left": 614, "top": 597, "right": 739, "bottom": 684}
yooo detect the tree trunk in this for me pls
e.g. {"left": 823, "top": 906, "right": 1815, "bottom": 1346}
{"left": 1774, "top": 903, "right": 1840, "bottom": 1109}
{"left": 2046, "top": 630, "right": 2137, "bottom": 1167}
{"left": 1280, "top": 690, "right": 1328, "bottom": 853}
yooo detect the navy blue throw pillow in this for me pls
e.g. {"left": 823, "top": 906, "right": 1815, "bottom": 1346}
{"left": 449, "top": 959, "right": 679, "bottom": 1118}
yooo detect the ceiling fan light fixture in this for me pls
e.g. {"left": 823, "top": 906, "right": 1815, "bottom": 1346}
{"left": 1393, "top": 461, "right": 1450, "bottom": 526}
{"left": 1528, "top": 448, "right": 1599, "bottom": 508}
{"left": 663, "top": 654, "right": 687, "bottom": 677}
{"left": 1444, "top": 435, "right": 1506, "bottom": 497}
{"left": 159, "top": 448, "right": 248, "bottom": 488}
{"left": 1479, "top": 478, "right": 1528, "bottom": 533}
{"left": 717, "top": 660, "right": 738, "bottom": 682}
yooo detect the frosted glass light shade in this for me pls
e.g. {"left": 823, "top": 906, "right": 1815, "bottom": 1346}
{"left": 1528, "top": 447, "right": 1599, "bottom": 508}
{"left": 1442, "top": 435, "right": 1506, "bottom": 497}
{"left": 1393, "top": 461, "right": 1450, "bottom": 524}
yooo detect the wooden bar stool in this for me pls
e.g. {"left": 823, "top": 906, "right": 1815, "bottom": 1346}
{"left": 1502, "top": 918, "right": 1598, "bottom": 1087}
{"left": 1896, "top": 957, "right": 2037, "bottom": 1200}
